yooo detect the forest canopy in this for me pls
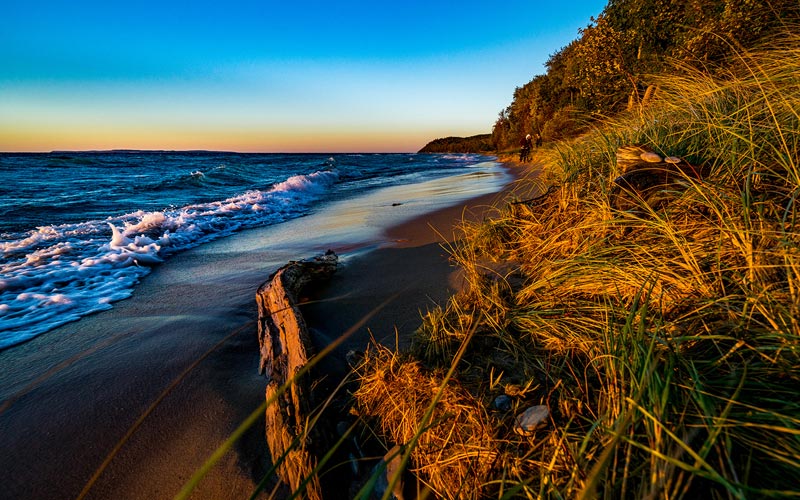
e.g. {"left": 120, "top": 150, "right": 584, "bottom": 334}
{"left": 418, "top": 134, "right": 493, "bottom": 153}
{"left": 491, "top": 0, "right": 800, "bottom": 151}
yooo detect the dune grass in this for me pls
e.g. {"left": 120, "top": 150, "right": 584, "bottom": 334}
{"left": 352, "top": 35, "right": 800, "bottom": 499}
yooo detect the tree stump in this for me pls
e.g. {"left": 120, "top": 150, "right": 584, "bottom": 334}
{"left": 612, "top": 146, "right": 703, "bottom": 210}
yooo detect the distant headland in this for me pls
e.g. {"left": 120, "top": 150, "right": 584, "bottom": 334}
{"left": 418, "top": 134, "right": 493, "bottom": 153}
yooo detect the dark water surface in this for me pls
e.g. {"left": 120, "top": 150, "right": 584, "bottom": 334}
{"left": 0, "top": 151, "right": 497, "bottom": 348}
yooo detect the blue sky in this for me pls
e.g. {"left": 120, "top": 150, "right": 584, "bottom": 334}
{"left": 1, "top": 0, "right": 608, "bottom": 152}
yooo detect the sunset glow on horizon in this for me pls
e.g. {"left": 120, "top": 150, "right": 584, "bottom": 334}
{"left": 2, "top": 0, "right": 608, "bottom": 153}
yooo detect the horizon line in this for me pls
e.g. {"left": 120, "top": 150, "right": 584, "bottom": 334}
{"left": 0, "top": 148, "right": 442, "bottom": 155}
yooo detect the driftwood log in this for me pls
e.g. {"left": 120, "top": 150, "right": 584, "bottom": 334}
{"left": 255, "top": 251, "right": 338, "bottom": 499}
{"left": 507, "top": 185, "right": 558, "bottom": 219}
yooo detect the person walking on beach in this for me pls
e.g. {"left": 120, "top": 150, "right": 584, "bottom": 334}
{"left": 520, "top": 134, "right": 532, "bottom": 162}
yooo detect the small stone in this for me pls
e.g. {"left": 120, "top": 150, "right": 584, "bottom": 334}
{"left": 640, "top": 152, "right": 663, "bottom": 163}
{"left": 618, "top": 146, "right": 666, "bottom": 173}
{"left": 371, "top": 445, "right": 405, "bottom": 500}
{"left": 664, "top": 156, "right": 682, "bottom": 164}
{"left": 514, "top": 405, "right": 549, "bottom": 435}
{"left": 493, "top": 395, "right": 512, "bottom": 411}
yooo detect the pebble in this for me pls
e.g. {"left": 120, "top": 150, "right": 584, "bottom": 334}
{"left": 514, "top": 405, "right": 549, "bottom": 435}
{"left": 493, "top": 395, "right": 512, "bottom": 411}
{"left": 640, "top": 152, "right": 663, "bottom": 163}
{"left": 371, "top": 445, "right": 405, "bottom": 500}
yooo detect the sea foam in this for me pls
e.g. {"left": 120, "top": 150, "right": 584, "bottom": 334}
{"left": 0, "top": 169, "right": 338, "bottom": 349}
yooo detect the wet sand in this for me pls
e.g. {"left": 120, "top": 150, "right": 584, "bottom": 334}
{"left": 0, "top": 161, "right": 532, "bottom": 500}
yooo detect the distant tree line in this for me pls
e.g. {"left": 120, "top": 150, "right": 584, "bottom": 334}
{"left": 492, "top": 0, "right": 800, "bottom": 150}
{"left": 418, "top": 134, "right": 494, "bottom": 153}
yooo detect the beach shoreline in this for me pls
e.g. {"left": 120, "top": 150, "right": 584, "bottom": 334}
{"left": 0, "top": 159, "right": 535, "bottom": 500}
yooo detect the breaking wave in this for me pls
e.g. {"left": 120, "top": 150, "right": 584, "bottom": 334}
{"left": 0, "top": 169, "right": 338, "bottom": 349}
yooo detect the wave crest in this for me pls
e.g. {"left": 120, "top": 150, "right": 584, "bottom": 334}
{"left": 0, "top": 169, "right": 339, "bottom": 349}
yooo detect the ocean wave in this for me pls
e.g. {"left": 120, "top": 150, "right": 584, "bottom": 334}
{"left": 0, "top": 169, "right": 338, "bottom": 349}
{"left": 441, "top": 153, "right": 475, "bottom": 160}
{"left": 146, "top": 163, "right": 260, "bottom": 193}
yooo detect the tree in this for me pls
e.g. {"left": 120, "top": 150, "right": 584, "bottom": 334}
{"left": 678, "top": 0, "right": 800, "bottom": 63}
{"left": 572, "top": 14, "right": 639, "bottom": 112}
{"left": 487, "top": 0, "right": 800, "bottom": 148}
{"left": 491, "top": 110, "right": 512, "bottom": 151}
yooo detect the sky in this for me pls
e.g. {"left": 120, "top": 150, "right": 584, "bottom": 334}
{"left": 1, "top": 0, "right": 608, "bottom": 153}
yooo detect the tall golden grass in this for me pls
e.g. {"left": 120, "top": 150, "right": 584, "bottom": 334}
{"left": 354, "top": 33, "right": 800, "bottom": 499}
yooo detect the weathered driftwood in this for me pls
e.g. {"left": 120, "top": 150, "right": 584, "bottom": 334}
{"left": 507, "top": 185, "right": 559, "bottom": 219}
{"left": 255, "top": 251, "right": 338, "bottom": 500}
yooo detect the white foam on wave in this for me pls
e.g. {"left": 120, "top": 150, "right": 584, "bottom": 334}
{"left": 0, "top": 169, "right": 338, "bottom": 349}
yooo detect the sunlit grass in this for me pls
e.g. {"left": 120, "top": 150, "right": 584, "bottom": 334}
{"left": 352, "top": 33, "right": 800, "bottom": 499}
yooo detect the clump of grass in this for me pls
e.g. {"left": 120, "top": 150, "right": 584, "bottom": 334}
{"left": 354, "top": 32, "right": 800, "bottom": 498}
{"left": 353, "top": 345, "right": 497, "bottom": 498}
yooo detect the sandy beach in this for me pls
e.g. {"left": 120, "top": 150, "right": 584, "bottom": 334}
{"left": 0, "top": 161, "right": 530, "bottom": 500}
